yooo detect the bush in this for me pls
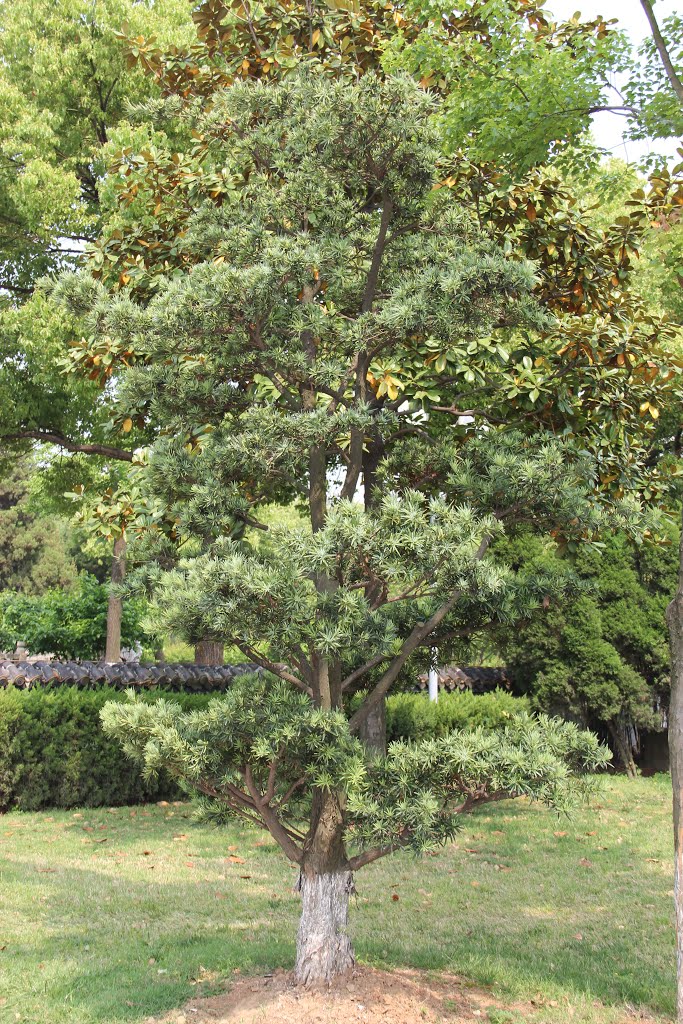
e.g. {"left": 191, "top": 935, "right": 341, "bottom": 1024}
{"left": 0, "top": 684, "right": 529, "bottom": 810}
{"left": 385, "top": 689, "right": 529, "bottom": 742}
{"left": 0, "top": 572, "right": 146, "bottom": 659}
{"left": 0, "top": 686, "right": 217, "bottom": 811}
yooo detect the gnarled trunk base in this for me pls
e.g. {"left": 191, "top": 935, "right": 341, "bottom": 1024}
{"left": 295, "top": 869, "right": 355, "bottom": 986}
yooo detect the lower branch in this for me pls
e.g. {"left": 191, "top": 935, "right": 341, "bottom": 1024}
{"left": 235, "top": 641, "right": 312, "bottom": 695}
{"left": 244, "top": 764, "right": 304, "bottom": 863}
{"left": 348, "top": 536, "right": 491, "bottom": 733}
{"left": 3, "top": 430, "right": 134, "bottom": 462}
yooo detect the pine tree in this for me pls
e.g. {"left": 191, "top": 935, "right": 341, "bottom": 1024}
{"left": 62, "top": 72, "right": 620, "bottom": 984}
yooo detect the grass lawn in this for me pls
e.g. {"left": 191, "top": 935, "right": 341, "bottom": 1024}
{"left": 0, "top": 775, "right": 673, "bottom": 1024}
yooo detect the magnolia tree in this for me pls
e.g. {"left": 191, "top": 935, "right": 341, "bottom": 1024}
{"left": 60, "top": 73, "right": 628, "bottom": 984}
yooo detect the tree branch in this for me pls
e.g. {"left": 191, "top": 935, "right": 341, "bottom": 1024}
{"left": 234, "top": 641, "right": 312, "bottom": 696}
{"left": 2, "top": 430, "right": 135, "bottom": 462}
{"left": 244, "top": 764, "right": 303, "bottom": 863}
{"left": 340, "top": 651, "right": 392, "bottom": 692}
{"left": 348, "top": 536, "right": 492, "bottom": 733}
{"left": 640, "top": 0, "right": 683, "bottom": 106}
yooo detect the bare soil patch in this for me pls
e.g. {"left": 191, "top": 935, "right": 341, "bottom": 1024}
{"left": 151, "top": 965, "right": 531, "bottom": 1024}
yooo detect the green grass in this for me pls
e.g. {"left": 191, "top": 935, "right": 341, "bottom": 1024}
{"left": 0, "top": 775, "right": 674, "bottom": 1024}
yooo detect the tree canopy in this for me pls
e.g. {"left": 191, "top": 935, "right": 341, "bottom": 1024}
{"left": 76, "top": 69, "right": 636, "bottom": 983}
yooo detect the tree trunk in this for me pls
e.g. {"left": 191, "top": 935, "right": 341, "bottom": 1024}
{"left": 105, "top": 535, "right": 126, "bottom": 664}
{"left": 295, "top": 866, "right": 355, "bottom": 986}
{"left": 194, "top": 640, "right": 224, "bottom": 665}
{"left": 295, "top": 789, "right": 355, "bottom": 986}
{"left": 358, "top": 431, "right": 387, "bottom": 752}
{"left": 608, "top": 720, "right": 638, "bottom": 779}
{"left": 358, "top": 697, "right": 386, "bottom": 755}
{"left": 667, "top": 519, "right": 683, "bottom": 1022}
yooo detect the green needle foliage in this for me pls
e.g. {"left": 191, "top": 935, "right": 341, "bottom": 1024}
{"left": 59, "top": 70, "right": 624, "bottom": 982}
{"left": 102, "top": 676, "right": 610, "bottom": 867}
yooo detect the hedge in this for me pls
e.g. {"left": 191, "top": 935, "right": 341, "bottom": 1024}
{"left": 385, "top": 688, "right": 529, "bottom": 741}
{"left": 0, "top": 685, "right": 529, "bottom": 811}
{"left": 0, "top": 686, "right": 218, "bottom": 811}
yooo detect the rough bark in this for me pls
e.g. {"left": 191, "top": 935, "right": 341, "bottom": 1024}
{"left": 105, "top": 535, "right": 126, "bottom": 664}
{"left": 194, "top": 640, "right": 224, "bottom": 665}
{"left": 295, "top": 868, "right": 355, "bottom": 986}
{"left": 358, "top": 697, "right": 386, "bottom": 755}
{"left": 608, "top": 720, "right": 638, "bottom": 779}
{"left": 667, "top": 517, "right": 683, "bottom": 1022}
{"left": 295, "top": 788, "right": 354, "bottom": 985}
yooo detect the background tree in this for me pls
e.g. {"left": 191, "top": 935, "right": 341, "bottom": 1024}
{"left": 0, "top": 0, "right": 195, "bottom": 658}
{"left": 497, "top": 527, "right": 678, "bottom": 775}
{"left": 0, "top": 459, "right": 78, "bottom": 598}
{"left": 0, "top": 0, "right": 193, "bottom": 298}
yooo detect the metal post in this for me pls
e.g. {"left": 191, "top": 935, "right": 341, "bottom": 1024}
{"left": 428, "top": 647, "right": 439, "bottom": 703}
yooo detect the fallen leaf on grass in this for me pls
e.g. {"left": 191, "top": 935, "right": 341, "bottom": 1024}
{"left": 391, "top": 893, "right": 399, "bottom": 901}
{"left": 240, "top": 875, "right": 252, "bottom": 880}
{"left": 579, "top": 858, "right": 593, "bottom": 867}
{"left": 36, "top": 868, "right": 56, "bottom": 873}
{"left": 173, "top": 834, "right": 188, "bottom": 841}
{"left": 92, "top": 838, "right": 108, "bottom": 844}
{"left": 573, "top": 933, "right": 583, "bottom": 941}
{"left": 226, "top": 855, "right": 246, "bottom": 864}
{"left": 554, "top": 831, "right": 567, "bottom": 838}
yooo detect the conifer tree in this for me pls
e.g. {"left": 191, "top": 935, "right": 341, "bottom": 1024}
{"left": 62, "top": 72, "right": 623, "bottom": 984}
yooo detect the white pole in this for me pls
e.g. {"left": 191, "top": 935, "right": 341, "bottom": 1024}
{"left": 428, "top": 647, "right": 439, "bottom": 703}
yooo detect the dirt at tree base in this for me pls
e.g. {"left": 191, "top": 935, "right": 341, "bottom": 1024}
{"left": 150, "top": 965, "right": 543, "bottom": 1024}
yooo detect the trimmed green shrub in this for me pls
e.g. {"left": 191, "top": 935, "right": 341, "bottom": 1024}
{"left": 0, "top": 683, "right": 528, "bottom": 810}
{"left": 385, "top": 689, "right": 529, "bottom": 742}
{"left": 0, "top": 572, "right": 147, "bottom": 660}
{"left": 0, "top": 686, "right": 217, "bottom": 811}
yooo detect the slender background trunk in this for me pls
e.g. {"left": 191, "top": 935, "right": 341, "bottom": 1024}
{"left": 358, "top": 699, "right": 386, "bottom": 754}
{"left": 194, "top": 640, "right": 224, "bottom": 665}
{"left": 608, "top": 720, "right": 637, "bottom": 779}
{"left": 667, "top": 514, "right": 683, "bottom": 1021}
{"left": 360, "top": 430, "right": 387, "bottom": 753}
{"left": 105, "top": 535, "right": 126, "bottom": 663}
